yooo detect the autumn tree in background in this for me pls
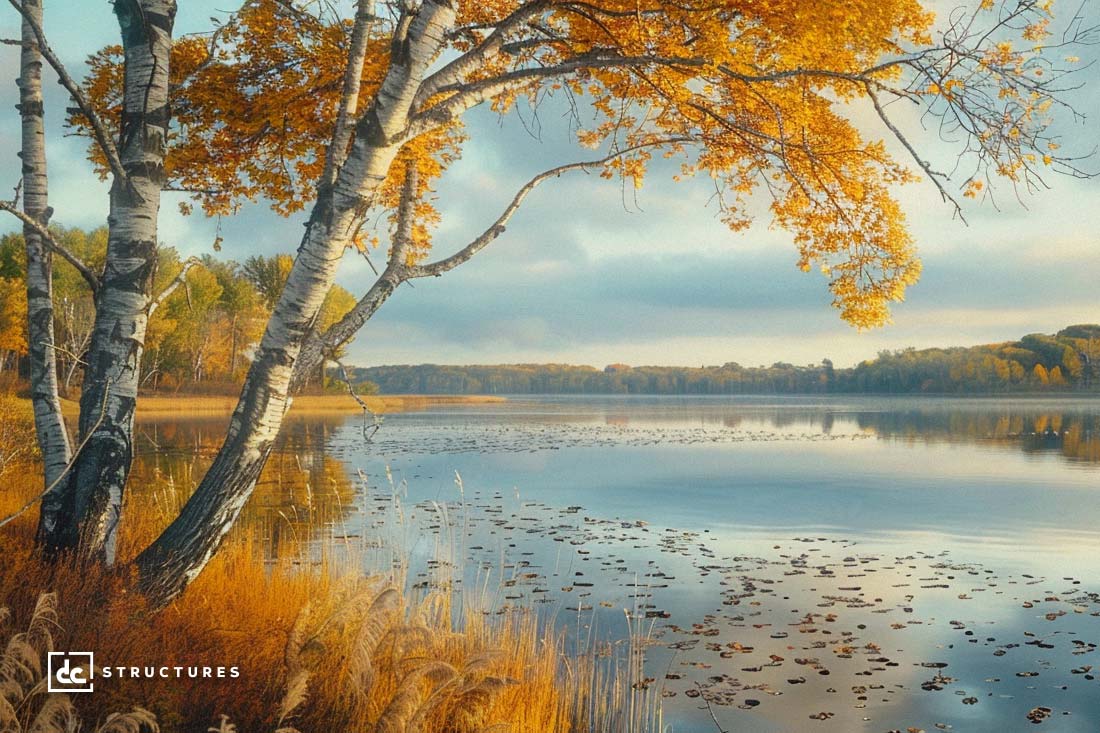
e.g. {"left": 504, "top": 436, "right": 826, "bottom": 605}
{"left": 0, "top": 276, "right": 26, "bottom": 374}
{"left": 1, "top": 0, "right": 1093, "bottom": 606}
{"left": 0, "top": 236, "right": 26, "bottom": 374}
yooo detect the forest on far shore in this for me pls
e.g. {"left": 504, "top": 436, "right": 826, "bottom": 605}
{"left": 349, "top": 325, "right": 1100, "bottom": 396}
{"left": 2, "top": 229, "right": 1097, "bottom": 397}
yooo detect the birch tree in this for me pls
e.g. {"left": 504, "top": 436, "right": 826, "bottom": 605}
{"left": 10, "top": 0, "right": 71, "bottom": 512}
{"left": 3, "top": 0, "right": 177, "bottom": 560}
{"left": 2, "top": 0, "right": 1092, "bottom": 606}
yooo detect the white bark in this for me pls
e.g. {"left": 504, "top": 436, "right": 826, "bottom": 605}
{"left": 321, "top": 0, "right": 375, "bottom": 187}
{"left": 44, "top": 0, "right": 176, "bottom": 562}
{"left": 136, "top": 0, "right": 458, "bottom": 606}
{"left": 17, "top": 0, "right": 72, "bottom": 534}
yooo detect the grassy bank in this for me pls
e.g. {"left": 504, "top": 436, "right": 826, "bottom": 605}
{"left": 0, "top": 395, "right": 645, "bottom": 733}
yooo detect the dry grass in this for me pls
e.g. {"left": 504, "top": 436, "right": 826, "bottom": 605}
{"left": 0, "top": 397, "right": 652, "bottom": 733}
{"left": 0, "top": 395, "right": 38, "bottom": 475}
{"left": 0, "top": 592, "right": 160, "bottom": 733}
{"left": 0, "top": 485, "right": 568, "bottom": 731}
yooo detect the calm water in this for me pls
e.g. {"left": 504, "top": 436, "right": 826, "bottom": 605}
{"left": 135, "top": 396, "right": 1100, "bottom": 732}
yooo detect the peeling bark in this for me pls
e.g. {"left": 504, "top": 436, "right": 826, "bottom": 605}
{"left": 19, "top": 0, "right": 73, "bottom": 537}
{"left": 42, "top": 0, "right": 177, "bottom": 563}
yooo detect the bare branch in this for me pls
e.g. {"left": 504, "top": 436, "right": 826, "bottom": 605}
{"left": 148, "top": 256, "right": 201, "bottom": 316}
{"left": 333, "top": 357, "right": 384, "bottom": 440}
{"left": 7, "top": 0, "right": 126, "bottom": 182}
{"left": 406, "top": 140, "right": 688, "bottom": 279}
{"left": 866, "top": 85, "right": 965, "bottom": 221}
{"left": 0, "top": 199, "right": 101, "bottom": 292}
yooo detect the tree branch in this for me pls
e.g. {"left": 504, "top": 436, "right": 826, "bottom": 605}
{"left": 0, "top": 200, "right": 101, "bottom": 292}
{"left": 321, "top": 0, "right": 376, "bottom": 188}
{"left": 148, "top": 256, "right": 201, "bottom": 316}
{"left": 332, "top": 357, "right": 383, "bottom": 440}
{"left": 866, "top": 84, "right": 965, "bottom": 221}
{"left": 7, "top": 0, "right": 126, "bottom": 183}
{"left": 405, "top": 140, "right": 688, "bottom": 279}
{"left": 408, "top": 52, "right": 701, "bottom": 135}
{"left": 391, "top": 163, "right": 418, "bottom": 268}
{"left": 411, "top": 0, "right": 551, "bottom": 110}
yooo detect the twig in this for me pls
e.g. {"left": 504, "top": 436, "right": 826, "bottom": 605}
{"left": 333, "top": 358, "right": 383, "bottom": 441}
{"left": 696, "top": 683, "right": 728, "bottom": 733}
{"left": 866, "top": 84, "right": 967, "bottom": 223}
{"left": 44, "top": 340, "right": 88, "bottom": 366}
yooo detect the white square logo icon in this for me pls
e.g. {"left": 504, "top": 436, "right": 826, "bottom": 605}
{"left": 47, "top": 652, "right": 94, "bottom": 693}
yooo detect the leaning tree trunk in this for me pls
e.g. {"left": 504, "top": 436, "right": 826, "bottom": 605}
{"left": 42, "top": 0, "right": 176, "bottom": 562}
{"left": 18, "top": 0, "right": 73, "bottom": 530}
{"left": 134, "top": 0, "right": 458, "bottom": 607}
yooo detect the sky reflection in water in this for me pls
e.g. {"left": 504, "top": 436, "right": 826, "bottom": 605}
{"left": 135, "top": 396, "right": 1100, "bottom": 732}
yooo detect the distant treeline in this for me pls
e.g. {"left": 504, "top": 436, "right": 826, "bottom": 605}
{"left": 349, "top": 325, "right": 1100, "bottom": 395}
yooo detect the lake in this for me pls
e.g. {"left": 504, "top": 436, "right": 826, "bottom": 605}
{"left": 134, "top": 396, "right": 1100, "bottom": 732}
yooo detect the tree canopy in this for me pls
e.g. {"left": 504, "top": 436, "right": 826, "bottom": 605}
{"left": 71, "top": 0, "right": 1088, "bottom": 328}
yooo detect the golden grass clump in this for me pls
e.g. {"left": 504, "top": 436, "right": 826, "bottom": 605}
{"left": 0, "top": 394, "right": 38, "bottom": 475}
{"left": 0, "top": 397, "right": 603, "bottom": 733}
{"left": 0, "top": 591, "right": 159, "bottom": 733}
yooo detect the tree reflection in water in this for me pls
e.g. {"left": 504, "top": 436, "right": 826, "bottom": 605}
{"left": 130, "top": 414, "right": 357, "bottom": 558}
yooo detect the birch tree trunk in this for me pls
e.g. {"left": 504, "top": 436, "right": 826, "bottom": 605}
{"left": 290, "top": 272, "right": 403, "bottom": 393}
{"left": 135, "top": 0, "right": 458, "bottom": 606}
{"left": 18, "top": 0, "right": 72, "bottom": 534}
{"left": 42, "top": 0, "right": 176, "bottom": 562}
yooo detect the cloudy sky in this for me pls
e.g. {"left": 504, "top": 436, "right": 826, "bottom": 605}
{"left": 1, "top": 1, "right": 1098, "bottom": 369}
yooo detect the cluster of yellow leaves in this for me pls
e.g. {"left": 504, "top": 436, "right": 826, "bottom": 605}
{"left": 76, "top": 0, "right": 464, "bottom": 245}
{"left": 530, "top": 0, "right": 938, "bottom": 325}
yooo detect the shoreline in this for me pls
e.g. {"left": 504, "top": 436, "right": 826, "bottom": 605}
{"left": 54, "top": 393, "right": 505, "bottom": 418}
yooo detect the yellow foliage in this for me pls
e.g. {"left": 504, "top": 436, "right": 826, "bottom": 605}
{"left": 70, "top": 0, "right": 1074, "bottom": 328}
{"left": 0, "top": 278, "right": 27, "bottom": 357}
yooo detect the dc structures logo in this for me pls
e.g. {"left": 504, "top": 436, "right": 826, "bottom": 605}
{"left": 47, "top": 652, "right": 95, "bottom": 693}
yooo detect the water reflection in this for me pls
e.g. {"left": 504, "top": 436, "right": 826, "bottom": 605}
{"left": 126, "top": 398, "right": 1100, "bottom": 558}
{"left": 127, "top": 396, "right": 1100, "bottom": 731}
{"left": 363, "top": 396, "right": 1100, "bottom": 466}
{"left": 131, "top": 414, "right": 357, "bottom": 557}
{"left": 849, "top": 404, "right": 1100, "bottom": 464}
